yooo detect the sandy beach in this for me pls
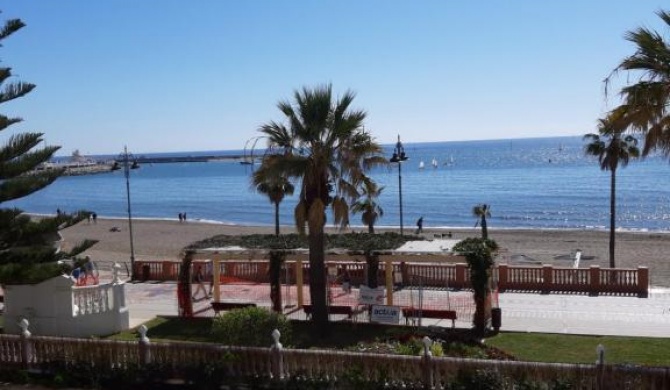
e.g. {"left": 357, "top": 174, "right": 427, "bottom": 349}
{"left": 59, "top": 218, "right": 670, "bottom": 287}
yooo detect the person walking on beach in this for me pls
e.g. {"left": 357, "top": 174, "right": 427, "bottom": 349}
{"left": 92, "top": 212, "right": 97, "bottom": 224}
{"left": 416, "top": 216, "right": 424, "bottom": 234}
{"left": 178, "top": 212, "right": 183, "bottom": 222}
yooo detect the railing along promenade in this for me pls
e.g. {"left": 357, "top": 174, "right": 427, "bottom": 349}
{"left": 1, "top": 325, "right": 668, "bottom": 389}
{"left": 134, "top": 260, "right": 649, "bottom": 297}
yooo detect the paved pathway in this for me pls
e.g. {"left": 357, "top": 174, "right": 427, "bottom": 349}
{"left": 123, "top": 282, "right": 670, "bottom": 337}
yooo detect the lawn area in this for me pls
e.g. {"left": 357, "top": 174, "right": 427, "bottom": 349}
{"left": 109, "top": 316, "right": 670, "bottom": 366}
{"left": 109, "top": 316, "right": 423, "bottom": 349}
{"left": 486, "top": 332, "right": 670, "bottom": 366}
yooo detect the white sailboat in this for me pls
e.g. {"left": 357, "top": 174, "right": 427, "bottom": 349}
{"left": 419, "top": 160, "right": 425, "bottom": 169}
{"left": 431, "top": 158, "right": 438, "bottom": 168}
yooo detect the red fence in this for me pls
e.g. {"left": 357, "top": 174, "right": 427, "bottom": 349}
{"left": 134, "top": 260, "right": 648, "bottom": 297}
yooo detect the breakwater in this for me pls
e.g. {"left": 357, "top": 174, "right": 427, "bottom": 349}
{"left": 121, "top": 154, "right": 250, "bottom": 164}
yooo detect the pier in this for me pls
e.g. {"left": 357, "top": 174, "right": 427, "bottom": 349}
{"left": 115, "top": 154, "right": 250, "bottom": 164}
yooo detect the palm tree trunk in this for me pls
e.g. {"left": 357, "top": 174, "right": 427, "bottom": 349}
{"left": 481, "top": 217, "right": 488, "bottom": 240}
{"left": 473, "top": 293, "right": 487, "bottom": 336}
{"left": 366, "top": 253, "right": 379, "bottom": 288}
{"left": 368, "top": 223, "right": 374, "bottom": 234}
{"left": 274, "top": 202, "right": 280, "bottom": 236}
{"left": 308, "top": 226, "right": 328, "bottom": 330}
{"left": 269, "top": 251, "right": 283, "bottom": 312}
{"left": 610, "top": 169, "right": 616, "bottom": 268}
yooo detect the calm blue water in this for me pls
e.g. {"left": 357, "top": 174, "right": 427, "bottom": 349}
{"left": 7, "top": 136, "right": 670, "bottom": 232}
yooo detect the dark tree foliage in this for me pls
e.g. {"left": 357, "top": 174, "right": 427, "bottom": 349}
{"left": 0, "top": 13, "right": 95, "bottom": 285}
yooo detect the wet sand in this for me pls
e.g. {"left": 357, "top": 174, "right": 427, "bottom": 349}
{"left": 58, "top": 218, "right": 670, "bottom": 287}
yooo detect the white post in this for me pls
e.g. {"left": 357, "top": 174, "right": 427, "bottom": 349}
{"left": 138, "top": 324, "right": 151, "bottom": 365}
{"left": 19, "top": 318, "right": 31, "bottom": 369}
{"left": 422, "top": 336, "right": 433, "bottom": 389}
{"left": 596, "top": 344, "right": 605, "bottom": 365}
{"left": 270, "top": 329, "right": 284, "bottom": 379}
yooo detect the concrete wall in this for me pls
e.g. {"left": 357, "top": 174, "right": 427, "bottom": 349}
{"left": 3, "top": 275, "right": 130, "bottom": 337}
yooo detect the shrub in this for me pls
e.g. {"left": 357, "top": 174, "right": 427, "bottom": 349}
{"left": 211, "top": 306, "right": 292, "bottom": 346}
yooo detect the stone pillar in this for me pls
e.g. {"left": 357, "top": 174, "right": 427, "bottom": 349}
{"left": 112, "top": 275, "right": 129, "bottom": 332}
{"left": 162, "top": 261, "right": 173, "bottom": 281}
{"left": 590, "top": 266, "right": 601, "bottom": 296}
{"left": 455, "top": 263, "right": 467, "bottom": 289}
{"left": 497, "top": 264, "right": 508, "bottom": 292}
{"left": 542, "top": 265, "right": 553, "bottom": 293}
{"left": 638, "top": 266, "right": 649, "bottom": 298}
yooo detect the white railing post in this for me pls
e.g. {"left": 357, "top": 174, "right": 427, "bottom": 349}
{"left": 138, "top": 324, "right": 151, "bottom": 365}
{"left": 19, "top": 318, "right": 32, "bottom": 369}
{"left": 422, "top": 336, "right": 433, "bottom": 389}
{"left": 270, "top": 329, "right": 284, "bottom": 379}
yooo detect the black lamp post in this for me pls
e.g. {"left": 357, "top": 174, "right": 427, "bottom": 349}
{"left": 113, "top": 146, "right": 140, "bottom": 279}
{"left": 389, "top": 135, "right": 408, "bottom": 235}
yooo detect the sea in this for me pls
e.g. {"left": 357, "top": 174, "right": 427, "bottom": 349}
{"left": 6, "top": 135, "right": 670, "bottom": 232}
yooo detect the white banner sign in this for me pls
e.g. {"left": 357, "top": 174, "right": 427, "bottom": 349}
{"left": 358, "top": 286, "right": 386, "bottom": 305}
{"left": 371, "top": 305, "right": 400, "bottom": 324}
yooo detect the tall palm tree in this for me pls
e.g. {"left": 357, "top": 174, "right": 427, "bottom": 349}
{"left": 253, "top": 84, "right": 386, "bottom": 327}
{"left": 607, "top": 9, "right": 670, "bottom": 157}
{"left": 254, "top": 174, "right": 294, "bottom": 236}
{"left": 473, "top": 204, "right": 491, "bottom": 240}
{"left": 351, "top": 176, "right": 384, "bottom": 234}
{"left": 584, "top": 116, "right": 640, "bottom": 268}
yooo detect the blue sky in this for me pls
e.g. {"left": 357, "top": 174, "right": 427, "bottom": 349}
{"left": 1, "top": 1, "right": 666, "bottom": 155}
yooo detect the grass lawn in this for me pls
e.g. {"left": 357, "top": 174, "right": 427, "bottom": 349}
{"left": 486, "top": 332, "right": 670, "bottom": 366}
{"left": 109, "top": 316, "right": 670, "bottom": 366}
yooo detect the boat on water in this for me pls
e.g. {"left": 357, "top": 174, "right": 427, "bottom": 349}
{"left": 36, "top": 150, "right": 115, "bottom": 176}
{"left": 418, "top": 160, "right": 425, "bottom": 169}
{"left": 431, "top": 158, "right": 438, "bottom": 168}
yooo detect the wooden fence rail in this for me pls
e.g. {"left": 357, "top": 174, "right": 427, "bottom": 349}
{"left": 1, "top": 325, "right": 668, "bottom": 389}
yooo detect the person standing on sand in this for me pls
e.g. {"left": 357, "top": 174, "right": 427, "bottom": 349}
{"left": 178, "top": 212, "right": 183, "bottom": 222}
{"left": 416, "top": 216, "right": 424, "bottom": 234}
{"left": 92, "top": 212, "right": 97, "bottom": 224}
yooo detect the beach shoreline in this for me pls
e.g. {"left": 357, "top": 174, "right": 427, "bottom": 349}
{"left": 58, "top": 217, "right": 670, "bottom": 287}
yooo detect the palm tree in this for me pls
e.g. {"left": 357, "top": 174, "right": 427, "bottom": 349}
{"left": 607, "top": 9, "right": 670, "bottom": 157}
{"left": 473, "top": 204, "right": 491, "bottom": 240}
{"left": 254, "top": 174, "right": 295, "bottom": 236}
{"left": 584, "top": 116, "right": 640, "bottom": 268}
{"left": 253, "top": 84, "right": 386, "bottom": 327}
{"left": 453, "top": 237, "right": 498, "bottom": 335}
{"left": 351, "top": 176, "right": 384, "bottom": 234}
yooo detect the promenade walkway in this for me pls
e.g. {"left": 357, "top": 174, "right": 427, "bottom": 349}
{"left": 123, "top": 282, "right": 670, "bottom": 338}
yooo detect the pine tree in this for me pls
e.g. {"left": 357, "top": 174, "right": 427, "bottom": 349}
{"left": 0, "top": 14, "right": 95, "bottom": 285}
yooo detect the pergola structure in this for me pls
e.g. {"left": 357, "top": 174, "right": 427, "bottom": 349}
{"left": 188, "top": 247, "right": 465, "bottom": 308}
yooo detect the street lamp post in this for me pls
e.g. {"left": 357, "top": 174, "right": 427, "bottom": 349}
{"left": 114, "top": 146, "right": 140, "bottom": 279}
{"left": 389, "top": 135, "right": 408, "bottom": 235}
